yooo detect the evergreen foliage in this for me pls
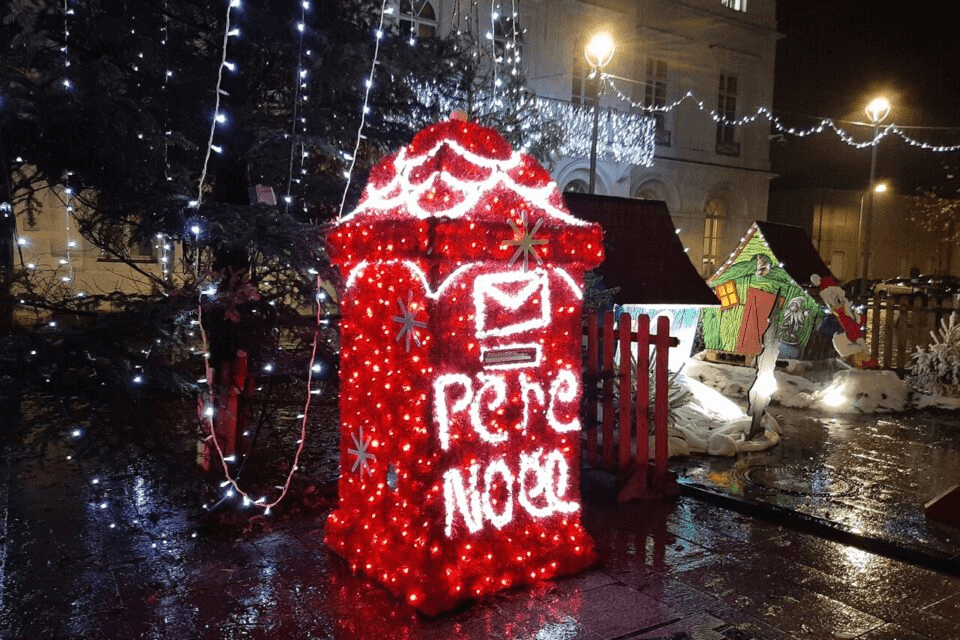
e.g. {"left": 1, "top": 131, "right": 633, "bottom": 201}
{"left": 0, "top": 0, "right": 556, "bottom": 402}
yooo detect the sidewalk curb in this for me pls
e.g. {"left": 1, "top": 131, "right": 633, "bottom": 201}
{"left": 678, "top": 479, "right": 960, "bottom": 577}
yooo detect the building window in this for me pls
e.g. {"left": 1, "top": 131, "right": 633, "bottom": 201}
{"left": 571, "top": 38, "right": 598, "bottom": 108}
{"left": 398, "top": 0, "right": 437, "bottom": 40}
{"left": 702, "top": 199, "right": 724, "bottom": 276}
{"left": 715, "top": 280, "right": 739, "bottom": 308}
{"left": 636, "top": 57, "right": 670, "bottom": 146}
{"left": 716, "top": 73, "right": 740, "bottom": 156}
{"left": 721, "top": 0, "right": 747, "bottom": 11}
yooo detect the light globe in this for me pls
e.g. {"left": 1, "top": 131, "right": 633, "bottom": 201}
{"left": 584, "top": 30, "right": 615, "bottom": 70}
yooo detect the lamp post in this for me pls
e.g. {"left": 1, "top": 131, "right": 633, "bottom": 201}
{"left": 856, "top": 181, "right": 887, "bottom": 296}
{"left": 584, "top": 30, "right": 615, "bottom": 195}
{"left": 859, "top": 96, "right": 890, "bottom": 294}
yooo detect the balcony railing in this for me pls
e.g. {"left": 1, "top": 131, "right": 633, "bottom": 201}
{"left": 533, "top": 95, "right": 657, "bottom": 167}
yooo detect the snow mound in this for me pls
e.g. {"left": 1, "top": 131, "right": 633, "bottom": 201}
{"left": 666, "top": 376, "right": 781, "bottom": 457}
{"left": 686, "top": 356, "right": 927, "bottom": 414}
{"left": 811, "top": 369, "right": 909, "bottom": 413}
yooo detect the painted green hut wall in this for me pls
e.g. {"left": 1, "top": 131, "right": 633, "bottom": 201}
{"left": 701, "top": 230, "right": 822, "bottom": 358}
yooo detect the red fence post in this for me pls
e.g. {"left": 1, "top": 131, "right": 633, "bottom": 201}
{"left": 586, "top": 313, "right": 599, "bottom": 467}
{"left": 213, "top": 349, "right": 247, "bottom": 461}
{"left": 635, "top": 315, "right": 650, "bottom": 474}
{"left": 602, "top": 310, "right": 615, "bottom": 469}
{"left": 653, "top": 316, "right": 670, "bottom": 484}
{"left": 618, "top": 313, "right": 632, "bottom": 473}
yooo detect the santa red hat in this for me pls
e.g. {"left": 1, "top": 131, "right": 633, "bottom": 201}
{"left": 810, "top": 273, "right": 840, "bottom": 289}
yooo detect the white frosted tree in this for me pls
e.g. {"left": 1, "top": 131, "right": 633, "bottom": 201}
{"left": 910, "top": 313, "right": 960, "bottom": 397}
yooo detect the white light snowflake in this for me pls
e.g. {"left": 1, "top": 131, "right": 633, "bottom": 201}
{"left": 348, "top": 426, "right": 376, "bottom": 477}
{"left": 392, "top": 290, "right": 427, "bottom": 352}
{"left": 502, "top": 209, "right": 547, "bottom": 271}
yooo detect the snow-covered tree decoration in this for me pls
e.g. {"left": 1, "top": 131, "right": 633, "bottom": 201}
{"left": 910, "top": 312, "right": 960, "bottom": 397}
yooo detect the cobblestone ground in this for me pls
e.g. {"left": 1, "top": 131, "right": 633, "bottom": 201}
{"left": 3, "top": 392, "right": 960, "bottom": 639}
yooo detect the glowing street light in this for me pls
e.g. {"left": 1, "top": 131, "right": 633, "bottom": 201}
{"left": 583, "top": 30, "right": 615, "bottom": 194}
{"left": 859, "top": 96, "right": 891, "bottom": 291}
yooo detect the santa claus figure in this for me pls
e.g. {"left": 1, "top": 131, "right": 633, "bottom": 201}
{"left": 811, "top": 274, "right": 878, "bottom": 369}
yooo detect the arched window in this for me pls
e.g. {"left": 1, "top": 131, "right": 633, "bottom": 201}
{"left": 398, "top": 0, "right": 437, "bottom": 40}
{"left": 702, "top": 199, "right": 725, "bottom": 276}
{"left": 563, "top": 179, "right": 589, "bottom": 194}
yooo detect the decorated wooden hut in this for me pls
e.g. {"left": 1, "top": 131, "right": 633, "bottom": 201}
{"left": 700, "top": 221, "right": 831, "bottom": 362}
{"left": 563, "top": 193, "right": 719, "bottom": 367}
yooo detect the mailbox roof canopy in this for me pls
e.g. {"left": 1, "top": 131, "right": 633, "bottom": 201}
{"left": 328, "top": 118, "right": 603, "bottom": 272}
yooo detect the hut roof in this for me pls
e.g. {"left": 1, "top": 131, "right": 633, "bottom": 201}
{"left": 563, "top": 193, "right": 718, "bottom": 306}
{"left": 709, "top": 221, "right": 832, "bottom": 291}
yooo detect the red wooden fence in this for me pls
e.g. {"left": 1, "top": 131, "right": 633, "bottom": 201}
{"left": 583, "top": 311, "right": 677, "bottom": 497}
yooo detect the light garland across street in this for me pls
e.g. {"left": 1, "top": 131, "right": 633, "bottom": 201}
{"left": 605, "top": 76, "right": 960, "bottom": 153}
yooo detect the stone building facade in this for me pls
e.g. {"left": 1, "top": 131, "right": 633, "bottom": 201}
{"left": 413, "top": 0, "right": 779, "bottom": 275}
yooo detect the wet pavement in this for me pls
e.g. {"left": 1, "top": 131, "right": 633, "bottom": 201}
{"left": 3, "top": 392, "right": 960, "bottom": 639}
{"left": 674, "top": 406, "right": 960, "bottom": 574}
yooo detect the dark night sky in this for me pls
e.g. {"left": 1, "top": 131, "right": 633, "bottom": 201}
{"left": 771, "top": 0, "right": 960, "bottom": 192}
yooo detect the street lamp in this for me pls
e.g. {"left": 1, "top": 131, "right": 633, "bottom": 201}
{"left": 856, "top": 181, "right": 888, "bottom": 296}
{"left": 584, "top": 30, "right": 615, "bottom": 194}
{"left": 859, "top": 96, "right": 890, "bottom": 291}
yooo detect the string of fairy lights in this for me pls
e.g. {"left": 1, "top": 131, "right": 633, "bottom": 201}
{"left": 157, "top": 2, "right": 173, "bottom": 281}
{"left": 487, "top": 1, "right": 502, "bottom": 109}
{"left": 59, "top": 1, "right": 77, "bottom": 295}
{"left": 336, "top": 0, "right": 392, "bottom": 219}
{"left": 193, "top": 0, "right": 331, "bottom": 515}
{"left": 605, "top": 78, "right": 960, "bottom": 153}
{"left": 283, "top": 0, "right": 314, "bottom": 215}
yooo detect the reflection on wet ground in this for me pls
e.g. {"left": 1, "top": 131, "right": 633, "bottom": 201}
{"left": 675, "top": 406, "right": 960, "bottom": 569}
{"left": 3, "top": 395, "right": 960, "bottom": 639}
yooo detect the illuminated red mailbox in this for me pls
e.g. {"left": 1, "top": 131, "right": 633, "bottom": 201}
{"left": 325, "top": 117, "right": 604, "bottom": 614}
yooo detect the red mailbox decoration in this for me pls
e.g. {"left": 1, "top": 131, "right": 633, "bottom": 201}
{"left": 325, "top": 117, "right": 604, "bottom": 614}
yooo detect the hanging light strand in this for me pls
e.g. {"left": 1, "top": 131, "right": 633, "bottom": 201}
{"left": 336, "top": 0, "right": 392, "bottom": 219}
{"left": 284, "top": 1, "right": 311, "bottom": 212}
{"left": 158, "top": 1, "right": 172, "bottom": 280}
{"left": 605, "top": 78, "right": 960, "bottom": 152}
{"left": 58, "top": 1, "right": 76, "bottom": 291}
{"left": 194, "top": 0, "right": 240, "bottom": 209}
{"left": 487, "top": 2, "right": 501, "bottom": 110}
{"left": 197, "top": 277, "right": 326, "bottom": 515}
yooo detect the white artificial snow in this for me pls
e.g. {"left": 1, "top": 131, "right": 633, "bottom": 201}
{"left": 612, "top": 352, "right": 960, "bottom": 460}
{"left": 664, "top": 376, "right": 781, "bottom": 457}
{"left": 686, "top": 353, "right": 960, "bottom": 414}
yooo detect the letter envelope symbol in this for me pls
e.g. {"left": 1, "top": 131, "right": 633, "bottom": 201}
{"left": 473, "top": 270, "right": 551, "bottom": 338}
